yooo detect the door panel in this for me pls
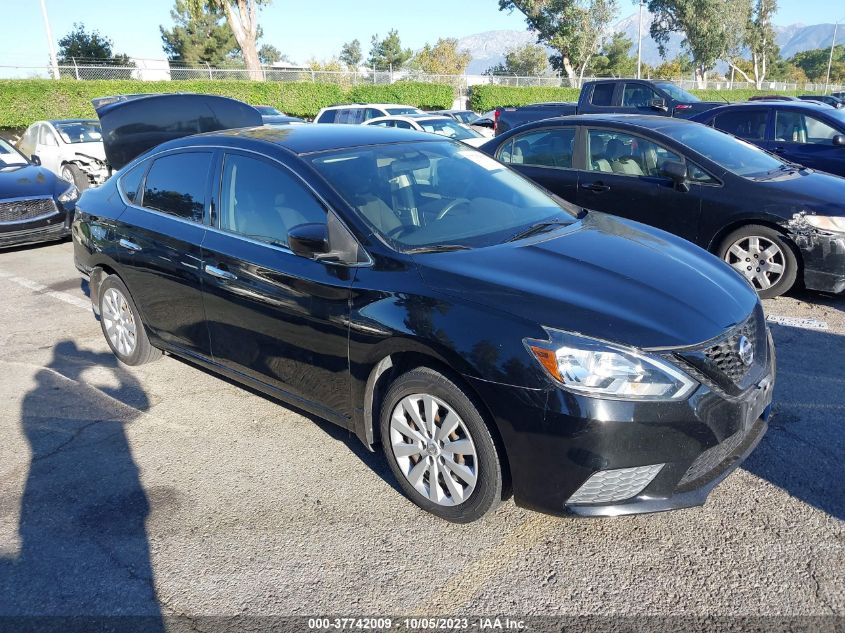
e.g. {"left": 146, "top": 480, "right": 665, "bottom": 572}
{"left": 763, "top": 109, "right": 845, "bottom": 177}
{"left": 577, "top": 128, "right": 702, "bottom": 243}
{"left": 201, "top": 151, "right": 354, "bottom": 418}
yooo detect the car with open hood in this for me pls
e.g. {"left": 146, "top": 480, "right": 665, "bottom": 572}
{"left": 0, "top": 137, "right": 79, "bottom": 249}
{"left": 72, "top": 93, "right": 774, "bottom": 522}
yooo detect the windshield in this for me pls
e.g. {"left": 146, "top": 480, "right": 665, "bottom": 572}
{"left": 455, "top": 111, "right": 479, "bottom": 124}
{"left": 0, "top": 138, "right": 28, "bottom": 166}
{"left": 386, "top": 107, "right": 422, "bottom": 115}
{"left": 417, "top": 119, "right": 480, "bottom": 140}
{"left": 310, "top": 141, "right": 577, "bottom": 251}
{"left": 820, "top": 108, "right": 845, "bottom": 127}
{"left": 256, "top": 106, "right": 282, "bottom": 115}
{"left": 657, "top": 123, "right": 786, "bottom": 178}
{"left": 54, "top": 121, "right": 102, "bottom": 144}
{"left": 654, "top": 82, "right": 700, "bottom": 103}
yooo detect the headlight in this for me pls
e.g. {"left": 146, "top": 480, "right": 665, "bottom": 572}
{"left": 524, "top": 328, "right": 697, "bottom": 401}
{"left": 58, "top": 184, "right": 79, "bottom": 204}
{"left": 803, "top": 215, "right": 845, "bottom": 233}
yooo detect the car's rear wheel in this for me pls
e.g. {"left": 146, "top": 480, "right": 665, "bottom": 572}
{"left": 720, "top": 225, "right": 798, "bottom": 299}
{"left": 380, "top": 367, "right": 502, "bottom": 522}
{"left": 98, "top": 275, "right": 161, "bottom": 366}
{"left": 60, "top": 163, "right": 88, "bottom": 191}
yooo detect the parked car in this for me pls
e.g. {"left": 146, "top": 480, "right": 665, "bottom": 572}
{"left": 748, "top": 95, "right": 801, "bottom": 102}
{"left": 363, "top": 114, "right": 487, "bottom": 147}
{"left": 314, "top": 103, "right": 423, "bottom": 124}
{"left": 691, "top": 102, "right": 845, "bottom": 178}
{"left": 468, "top": 111, "right": 496, "bottom": 138}
{"left": 254, "top": 105, "right": 306, "bottom": 125}
{"left": 432, "top": 109, "right": 480, "bottom": 125}
{"left": 0, "top": 137, "right": 78, "bottom": 248}
{"left": 495, "top": 79, "right": 724, "bottom": 135}
{"left": 17, "top": 119, "right": 108, "bottom": 190}
{"left": 481, "top": 114, "right": 845, "bottom": 298}
{"left": 73, "top": 93, "right": 774, "bottom": 522}
{"left": 798, "top": 95, "right": 843, "bottom": 109}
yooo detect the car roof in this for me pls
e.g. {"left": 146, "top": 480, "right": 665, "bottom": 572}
{"left": 47, "top": 119, "right": 99, "bottom": 125}
{"left": 321, "top": 103, "right": 420, "bottom": 110}
{"left": 703, "top": 101, "right": 836, "bottom": 114}
{"left": 174, "top": 124, "right": 436, "bottom": 155}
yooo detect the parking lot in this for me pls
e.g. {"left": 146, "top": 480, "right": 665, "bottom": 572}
{"left": 0, "top": 239, "right": 843, "bottom": 624}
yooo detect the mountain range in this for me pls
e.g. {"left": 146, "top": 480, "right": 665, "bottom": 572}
{"left": 458, "top": 13, "right": 843, "bottom": 75}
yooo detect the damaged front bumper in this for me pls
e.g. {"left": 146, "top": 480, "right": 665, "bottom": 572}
{"left": 785, "top": 213, "right": 845, "bottom": 294}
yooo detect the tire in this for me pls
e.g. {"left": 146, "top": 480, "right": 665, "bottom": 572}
{"left": 380, "top": 367, "right": 503, "bottom": 523}
{"left": 60, "top": 163, "right": 88, "bottom": 191}
{"left": 98, "top": 275, "right": 161, "bottom": 366}
{"left": 719, "top": 224, "right": 798, "bottom": 299}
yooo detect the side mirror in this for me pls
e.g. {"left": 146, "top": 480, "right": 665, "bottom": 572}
{"left": 660, "top": 160, "right": 690, "bottom": 192}
{"left": 288, "top": 223, "right": 330, "bottom": 260}
{"left": 30, "top": 154, "right": 41, "bottom": 166}
{"left": 650, "top": 98, "right": 668, "bottom": 111}
{"left": 833, "top": 134, "right": 845, "bottom": 147}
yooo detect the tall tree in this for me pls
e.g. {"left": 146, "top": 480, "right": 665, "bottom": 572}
{"left": 499, "top": 0, "right": 618, "bottom": 87}
{"left": 648, "top": 0, "right": 750, "bottom": 87}
{"left": 411, "top": 38, "right": 472, "bottom": 75}
{"left": 258, "top": 44, "right": 283, "bottom": 64}
{"left": 590, "top": 32, "right": 636, "bottom": 76}
{"left": 339, "top": 39, "right": 363, "bottom": 69}
{"left": 790, "top": 45, "right": 845, "bottom": 82}
{"left": 746, "top": 0, "right": 778, "bottom": 88}
{"left": 193, "top": 0, "right": 271, "bottom": 79}
{"left": 161, "top": 0, "right": 239, "bottom": 66}
{"left": 486, "top": 44, "right": 550, "bottom": 76}
{"left": 58, "top": 22, "right": 132, "bottom": 65}
{"left": 368, "top": 30, "right": 413, "bottom": 71}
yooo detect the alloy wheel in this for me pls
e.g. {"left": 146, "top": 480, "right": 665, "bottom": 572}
{"left": 724, "top": 235, "right": 786, "bottom": 291}
{"left": 61, "top": 166, "right": 74, "bottom": 183}
{"left": 102, "top": 287, "right": 137, "bottom": 357}
{"left": 389, "top": 393, "right": 478, "bottom": 506}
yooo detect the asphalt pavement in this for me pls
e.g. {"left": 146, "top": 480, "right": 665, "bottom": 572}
{"left": 0, "top": 240, "right": 842, "bottom": 629}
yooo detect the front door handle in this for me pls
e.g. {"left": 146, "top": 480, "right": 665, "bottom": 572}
{"left": 773, "top": 146, "right": 786, "bottom": 154}
{"left": 204, "top": 264, "right": 237, "bottom": 281}
{"left": 119, "top": 238, "right": 141, "bottom": 252}
{"left": 580, "top": 182, "right": 611, "bottom": 193}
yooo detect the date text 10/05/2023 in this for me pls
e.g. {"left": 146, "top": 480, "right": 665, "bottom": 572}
{"left": 307, "top": 617, "right": 527, "bottom": 630}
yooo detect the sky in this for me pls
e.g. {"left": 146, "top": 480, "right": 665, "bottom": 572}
{"left": 2, "top": 0, "right": 838, "bottom": 69}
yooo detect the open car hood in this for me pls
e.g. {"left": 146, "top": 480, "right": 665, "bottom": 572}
{"left": 92, "top": 93, "right": 263, "bottom": 170}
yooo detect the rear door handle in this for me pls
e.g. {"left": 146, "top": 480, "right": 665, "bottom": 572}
{"left": 580, "top": 182, "right": 611, "bottom": 193}
{"left": 773, "top": 146, "right": 786, "bottom": 153}
{"left": 204, "top": 264, "right": 237, "bottom": 281}
{"left": 119, "top": 238, "right": 141, "bottom": 252}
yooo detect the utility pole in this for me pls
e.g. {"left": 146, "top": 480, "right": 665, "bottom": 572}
{"left": 825, "top": 19, "right": 842, "bottom": 94}
{"left": 39, "top": 0, "right": 60, "bottom": 80}
{"left": 636, "top": 0, "right": 645, "bottom": 79}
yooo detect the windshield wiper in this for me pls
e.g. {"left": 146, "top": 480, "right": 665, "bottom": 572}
{"left": 506, "top": 220, "right": 569, "bottom": 243}
{"left": 405, "top": 244, "right": 472, "bottom": 254}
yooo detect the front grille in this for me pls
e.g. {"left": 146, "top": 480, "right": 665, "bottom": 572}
{"left": 0, "top": 196, "right": 59, "bottom": 224}
{"left": 702, "top": 315, "right": 758, "bottom": 383}
{"left": 678, "top": 429, "right": 746, "bottom": 487}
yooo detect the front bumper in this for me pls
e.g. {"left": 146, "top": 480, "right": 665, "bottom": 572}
{"left": 795, "top": 230, "right": 845, "bottom": 294}
{"left": 0, "top": 213, "right": 72, "bottom": 249}
{"left": 466, "top": 325, "right": 775, "bottom": 518}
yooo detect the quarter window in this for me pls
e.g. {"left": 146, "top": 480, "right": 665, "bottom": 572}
{"left": 587, "top": 129, "right": 682, "bottom": 177}
{"left": 590, "top": 83, "right": 615, "bottom": 107}
{"left": 775, "top": 110, "right": 840, "bottom": 144}
{"left": 219, "top": 153, "right": 326, "bottom": 246}
{"left": 500, "top": 128, "right": 576, "bottom": 169}
{"left": 120, "top": 161, "right": 147, "bottom": 203}
{"left": 142, "top": 152, "right": 211, "bottom": 222}
{"left": 713, "top": 110, "right": 768, "bottom": 141}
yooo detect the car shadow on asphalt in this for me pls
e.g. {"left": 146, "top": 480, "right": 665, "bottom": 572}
{"left": 0, "top": 340, "right": 163, "bottom": 631}
{"left": 742, "top": 322, "right": 845, "bottom": 521}
{"left": 172, "top": 354, "right": 404, "bottom": 497}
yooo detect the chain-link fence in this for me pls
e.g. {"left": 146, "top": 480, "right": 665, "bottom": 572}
{"left": 1, "top": 61, "right": 843, "bottom": 94}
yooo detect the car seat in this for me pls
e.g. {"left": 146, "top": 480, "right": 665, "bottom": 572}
{"left": 606, "top": 138, "right": 644, "bottom": 175}
{"left": 590, "top": 137, "right": 612, "bottom": 172}
{"left": 548, "top": 135, "right": 572, "bottom": 168}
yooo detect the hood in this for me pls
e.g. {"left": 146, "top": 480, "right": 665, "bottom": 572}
{"left": 92, "top": 93, "right": 263, "bottom": 170}
{"left": 0, "top": 163, "right": 65, "bottom": 199}
{"left": 461, "top": 137, "right": 489, "bottom": 148}
{"left": 673, "top": 101, "right": 724, "bottom": 118}
{"left": 416, "top": 213, "right": 757, "bottom": 350}
{"left": 70, "top": 142, "right": 106, "bottom": 162}
{"left": 750, "top": 168, "right": 845, "bottom": 218}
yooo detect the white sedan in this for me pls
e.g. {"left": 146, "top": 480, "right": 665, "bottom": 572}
{"left": 17, "top": 119, "right": 108, "bottom": 190}
{"left": 363, "top": 114, "right": 488, "bottom": 147}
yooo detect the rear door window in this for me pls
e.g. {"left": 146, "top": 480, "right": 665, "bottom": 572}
{"left": 590, "top": 83, "right": 615, "bottom": 107}
{"left": 501, "top": 128, "right": 577, "bottom": 168}
{"left": 713, "top": 110, "right": 769, "bottom": 141}
{"left": 142, "top": 152, "right": 212, "bottom": 222}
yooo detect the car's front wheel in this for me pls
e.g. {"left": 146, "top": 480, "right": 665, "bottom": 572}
{"left": 98, "top": 275, "right": 161, "bottom": 366}
{"left": 720, "top": 224, "right": 798, "bottom": 299}
{"left": 380, "top": 367, "right": 503, "bottom": 522}
{"left": 60, "top": 163, "right": 88, "bottom": 191}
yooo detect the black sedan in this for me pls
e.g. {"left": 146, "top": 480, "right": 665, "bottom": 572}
{"left": 0, "top": 137, "right": 79, "bottom": 249}
{"left": 73, "top": 94, "right": 774, "bottom": 522}
{"left": 691, "top": 102, "right": 845, "bottom": 178}
{"left": 481, "top": 114, "right": 845, "bottom": 298}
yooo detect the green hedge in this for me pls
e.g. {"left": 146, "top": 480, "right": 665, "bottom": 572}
{"left": 0, "top": 80, "right": 454, "bottom": 128}
{"left": 469, "top": 84, "right": 825, "bottom": 112}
